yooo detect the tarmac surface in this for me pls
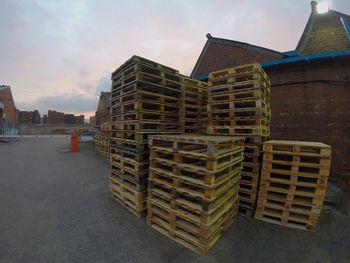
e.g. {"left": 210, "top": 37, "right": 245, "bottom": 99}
{"left": 0, "top": 138, "right": 349, "bottom": 263}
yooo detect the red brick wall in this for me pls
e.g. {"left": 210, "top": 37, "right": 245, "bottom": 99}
{"left": 0, "top": 87, "right": 17, "bottom": 128}
{"left": 301, "top": 13, "right": 350, "bottom": 54}
{"left": 266, "top": 59, "right": 350, "bottom": 192}
{"left": 193, "top": 42, "right": 283, "bottom": 78}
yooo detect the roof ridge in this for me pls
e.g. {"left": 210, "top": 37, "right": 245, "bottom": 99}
{"left": 207, "top": 35, "right": 285, "bottom": 56}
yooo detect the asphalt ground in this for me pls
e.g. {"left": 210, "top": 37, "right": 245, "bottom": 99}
{"left": 0, "top": 138, "right": 349, "bottom": 263}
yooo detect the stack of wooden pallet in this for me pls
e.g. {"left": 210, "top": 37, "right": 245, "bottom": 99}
{"left": 255, "top": 140, "right": 331, "bottom": 230}
{"left": 180, "top": 76, "right": 208, "bottom": 134}
{"left": 95, "top": 122, "right": 111, "bottom": 160}
{"left": 109, "top": 56, "right": 182, "bottom": 218}
{"left": 147, "top": 134, "right": 244, "bottom": 254}
{"left": 207, "top": 63, "right": 271, "bottom": 215}
{"left": 95, "top": 131, "right": 101, "bottom": 154}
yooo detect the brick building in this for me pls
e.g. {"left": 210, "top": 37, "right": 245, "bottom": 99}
{"left": 18, "top": 110, "right": 41, "bottom": 124}
{"left": 64, "top": 114, "right": 75, "bottom": 125}
{"left": 89, "top": 115, "right": 96, "bottom": 127}
{"left": 95, "top": 91, "right": 111, "bottom": 127}
{"left": 47, "top": 110, "right": 64, "bottom": 125}
{"left": 0, "top": 102, "right": 4, "bottom": 129}
{"left": 0, "top": 85, "right": 17, "bottom": 129}
{"left": 43, "top": 114, "right": 48, "bottom": 124}
{"left": 191, "top": 1, "right": 350, "bottom": 191}
{"left": 74, "top": 115, "right": 85, "bottom": 126}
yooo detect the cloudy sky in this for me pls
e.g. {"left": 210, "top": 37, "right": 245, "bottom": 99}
{"left": 1, "top": 0, "right": 349, "bottom": 117}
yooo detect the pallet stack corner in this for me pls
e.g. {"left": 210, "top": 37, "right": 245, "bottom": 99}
{"left": 255, "top": 140, "right": 331, "bottom": 230}
{"left": 207, "top": 63, "right": 271, "bottom": 215}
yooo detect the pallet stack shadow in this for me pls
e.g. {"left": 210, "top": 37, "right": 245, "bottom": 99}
{"left": 206, "top": 63, "right": 271, "bottom": 215}
{"left": 147, "top": 134, "right": 244, "bottom": 254}
{"left": 255, "top": 140, "right": 331, "bottom": 230}
{"left": 109, "top": 56, "right": 183, "bottom": 218}
{"left": 180, "top": 77, "right": 208, "bottom": 134}
{"left": 95, "top": 122, "right": 111, "bottom": 160}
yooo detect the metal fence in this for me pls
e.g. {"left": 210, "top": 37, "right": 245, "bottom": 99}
{"left": 0, "top": 128, "right": 18, "bottom": 136}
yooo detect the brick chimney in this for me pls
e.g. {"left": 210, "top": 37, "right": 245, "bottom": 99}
{"left": 311, "top": 1, "right": 318, "bottom": 13}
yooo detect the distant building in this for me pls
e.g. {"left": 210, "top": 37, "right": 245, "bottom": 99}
{"left": 18, "top": 110, "right": 41, "bottom": 124}
{"left": 0, "top": 102, "right": 4, "bottom": 129}
{"left": 64, "top": 114, "right": 75, "bottom": 125}
{"left": 95, "top": 91, "right": 111, "bottom": 127}
{"left": 33, "top": 110, "right": 40, "bottom": 124}
{"left": 74, "top": 115, "right": 85, "bottom": 126}
{"left": 47, "top": 110, "right": 64, "bottom": 125}
{"left": 42, "top": 114, "right": 48, "bottom": 124}
{"left": 0, "top": 85, "right": 17, "bottom": 129}
{"left": 89, "top": 115, "right": 96, "bottom": 127}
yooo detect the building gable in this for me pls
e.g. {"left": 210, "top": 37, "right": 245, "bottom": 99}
{"left": 191, "top": 34, "right": 284, "bottom": 79}
{"left": 296, "top": 2, "right": 350, "bottom": 54}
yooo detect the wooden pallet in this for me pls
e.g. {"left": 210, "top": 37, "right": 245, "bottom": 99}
{"left": 111, "top": 169, "right": 148, "bottom": 191}
{"left": 259, "top": 178, "right": 327, "bottom": 198}
{"left": 244, "top": 144, "right": 262, "bottom": 156}
{"left": 254, "top": 205, "right": 320, "bottom": 231}
{"left": 110, "top": 153, "right": 149, "bottom": 175}
{"left": 240, "top": 171, "right": 260, "bottom": 185}
{"left": 180, "top": 76, "right": 208, "bottom": 92}
{"left": 208, "top": 98, "right": 269, "bottom": 111}
{"left": 147, "top": 198, "right": 237, "bottom": 255}
{"left": 111, "top": 99, "right": 180, "bottom": 115}
{"left": 150, "top": 145, "right": 243, "bottom": 171}
{"left": 111, "top": 120, "right": 180, "bottom": 133}
{"left": 148, "top": 197, "right": 237, "bottom": 237}
{"left": 208, "top": 63, "right": 268, "bottom": 81}
{"left": 99, "top": 152, "right": 110, "bottom": 161}
{"left": 149, "top": 134, "right": 244, "bottom": 159}
{"left": 260, "top": 170, "right": 329, "bottom": 187}
{"left": 115, "top": 90, "right": 180, "bottom": 105}
{"left": 257, "top": 188, "right": 325, "bottom": 207}
{"left": 148, "top": 180, "right": 239, "bottom": 223}
{"left": 150, "top": 155, "right": 243, "bottom": 180}
{"left": 112, "top": 80, "right": 182, "bottom": 99}
{"left": 208, "top": 117, "right": 270, "bottom": 128}
{"left": 263, "top": 140, "right": 331, "bottom": 157}
{"left": 244, "top": 136, "right": 270, "bottom": 144}
{"left": 242, "top": 161, "right": 261, "bottom": 173}
{"left": 208, "top": 107, "right": 271, "bottom": 120}
{"left": 208, "top": 80, "right": 270, "bottom": 95}
{"left": 149, "top": 165, "right": 241, "bottom": 201}
{"left": 111, "top": 110, "right": 179, "bottom": 123}
{"left": 208, "top": 87, "right": 269, "bottom": 103}
{"left": 243, "top": 153, "right": 261, "bottom": 165}
{"left": 109, "top": 176, "right": 147, "bottom": 218}
{"left": 111, "top": 146, "right": 149, "bottom": 162}
{"left": 111, "top": 131, "right": 179, "bottom": 142}
{"left": 208, "top": 73, "right": 270, "bottom": 87}
{"left": 110, "top": 138, "right": 148, "bottom": 152}
{"left": 113, "top": 70, "right": 182, "bottom": 91}
{"left": 112, "top": 55, "right": 180, "bottom": 82}
{"left": 238, "top": 190, "right": 257, "bottom": 204}
{"left": 263, "top": 153, "right": 331, "bottom": 167}
{"left": 261, "top": 162, "right": 331, "bottom": 177}
{"left": 181, "top": 93, "right": 206, "bottom": 103}
{"left": 207, "top": 126, "right": 270, "bottom": 136}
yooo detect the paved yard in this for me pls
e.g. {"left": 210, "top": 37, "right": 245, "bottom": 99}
{"left": 0, "top": 138, "right": 349, "bottom": 263}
